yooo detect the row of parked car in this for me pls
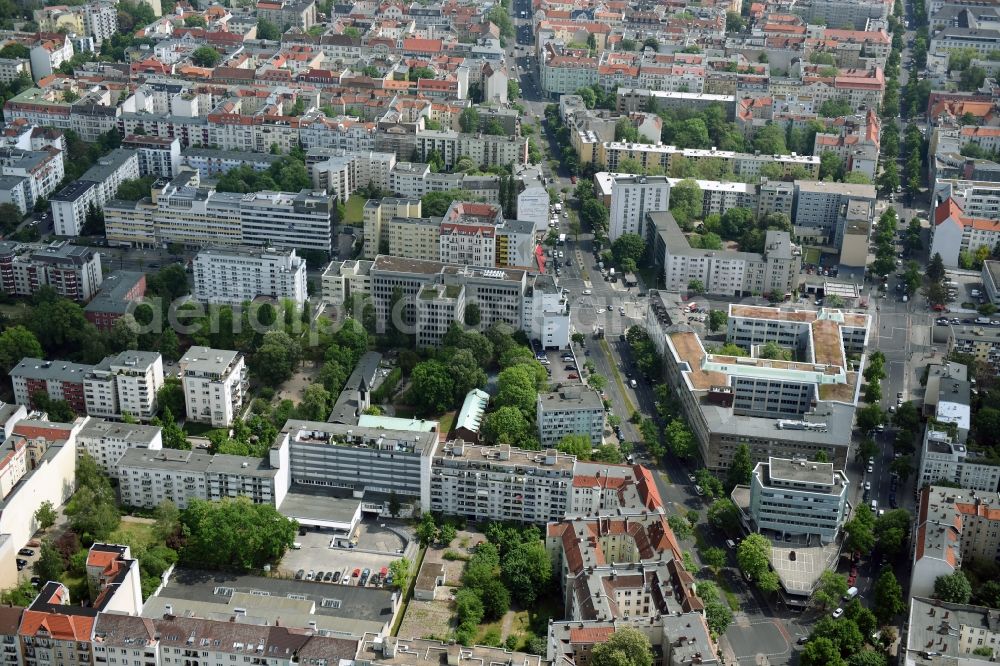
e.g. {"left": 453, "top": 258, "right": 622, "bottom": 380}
{"left": 294, "top": 566, "right": 391, "bottom": 587}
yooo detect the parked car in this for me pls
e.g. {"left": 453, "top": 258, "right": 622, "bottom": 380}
{"left": 832, "top": 608, "right": 844, "bottom": 619}
{"left": 332, "top": 571, "right": 342, "bottom": 583}
{"left": 295, "top": 569, "right": 305, "bottom": 580}
{"left": 18, "top": 548, "right": 33, "bottom": 557}
{"left": 568, "top": 373, "right": 579, "bottom": 379}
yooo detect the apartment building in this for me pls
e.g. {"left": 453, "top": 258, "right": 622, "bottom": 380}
{"left": 105, "top": 171, "right": 335, "bottom": 254}
{"left": 431, "top": 440, "right": 575, "bottom": 523}
{"left": 649, "top": 212, "right": 801, "bottom": 297}
{"left": 657, "top": 303, "right": 869, "bottom": 470}
{"left": 812, "top": 110, "right": 881, "bottom": 181}
{"left": 0, "top": 418, "right": 81, "bottom": 587}
{"left": 594, "top": 172, "right": 758, "bottom": 217}
{"left": 597, "top": 142, "right": 820, "bottom": 179}
{"left": 903, "top": 597, "right": 1000, "bottom": 665}
{"left": 77, "top": 418, "right": 163, "bottom": 476}
{"left": 10, "top": 358, "right": 91, "bottom": 413}
{"left": 90, "top": 614, "right": 358, "bottom": 666}
{"left": 912, "top": 485, "right": 1000, "bottom": 598}
{"left": 180, "top": 347, "right": 247, "bottom": 427}
{"left": 931, "top": 197, "right": 1000, "bottom": 268}
{"left": 181, "top": 147, "right": 282, "bottom": 178}
{"left": 117, "top": 448, "right": 281, "bottom": 509}
{"left": 0, "top": 240, "right": 103, "bottom": 302}
{"left": 364, "top": 255, "right": 567, "bottom": 346}
{"left": 606, "top": 174, "right": 671, "bottom": 241}
{"left": 321, "top": 258, "right": 373, "bottom": 307}
{"left": 793, "top": 180, "right": 877, "bottom": 247}
{"left": 948, "top": 324, "right": 1000, "bottom": 374}
{"left": 28, "top": 34, "right": 74, "bottom": 81}
{"left": 0, "top": 147, "right": 64, "bottom": 209}
{"left": 52, "top": 148, "right": 141, "bottom": 236}
{"left": 536, "top": 385, "right": 606, "bottom": 448}
{"left": 524, "top": 274, "right": 571, "bottom": 349}
{"left": 919, "top": 425, "right": 1000, "bottom": 492}
{"left": 306, "top": 148, "right": 396, "bottom": 200}
{"left": 413, "top": 129, "right": 528, "bottom": 171}
{"left": 193, "top": 247, "right": 308, "bottom": 307}
{"left": 362, "top": 197, "right": 423, "bottom": 257}
{"left": 415, "top": 283, "right": 465, "bottom": 347}
{"left": 257, "top": 0, "right": 316, "bottom": 29}
{"left": 82, "top": 351, "right": 164, "bottom": 422}
{"left": 83, "top": 271, "right": 146, "bottom": 332}
{"left": 122, "top": 134, "right": 181, "bottom": 178}
{"left": 747, "top": 457, "right": 849, "bottom": 543}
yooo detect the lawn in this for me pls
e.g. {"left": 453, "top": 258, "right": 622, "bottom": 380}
{"left": 182, "top": 421, "right": 225, "bottom": 437}
{"left": 804, "top": 247, "right": 822, "bottom": 265}
{"left": 107, "top": 519, "right": 157, "bottom": 552}
{"left": 342, "top": 195, "right": 366, "bottom": 227}
{"left": 438, "top": 411, "right": 456, "bottom": 436}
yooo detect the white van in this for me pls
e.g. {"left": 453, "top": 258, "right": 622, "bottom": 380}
{"left": 870, "top": 499, "right": 878, "bottom": 512}
{"left": 844, "top": 587, "right": 859, "bottom": 600}
{"left": 978, "top": 316, "right": 992, "bottom": 325}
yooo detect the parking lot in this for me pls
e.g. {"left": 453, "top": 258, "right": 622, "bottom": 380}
{"left": 278, "top": 520, "right": 414, "bottom": 586}
{"left": 542, "top": 348, "right": 580, "bottom": 384}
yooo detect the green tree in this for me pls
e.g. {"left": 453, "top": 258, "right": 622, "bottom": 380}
{"left": 389, "top": 557, "right": 411, "bottom": 590}
{"left": 416, "top": 512, "right": 437, "bottom": 546}
{"left": 482, "top": 406, "right": 532, "bottom": 447}
{"left": 0, "top": 325, "right": 43, "bottom": 373}
{"left": 727, "top": 443, "right": 752, "bottom": 490}
{"left": 191, "top": 46, "right": 222, "bottom": 67}
{"left": 590, "top": 628, "right": 653, "bottom": 666}
{"left": 256, "top": 18, "right": 280, "bottom": 39}
{"left": 612, "top": 233, "right": 646, "bottom": 265}
{"left": 707, "top": 498, "right": 741, "bottom": 533}
{"left": 409, "top": 360, "right": 456, "bottom": 414}
{"left": 459, "top": 107, "right": 481, "bottom": 133}
{"left": 695, "top": 468, "right": 724, "bottom": 499}
{"left": 844, "top": 504, "right": 876, "bottom": 553}
{"left": 701, "top": 546, "right": 727, "bottom": 570}
{"left": 812, "top": 570, "right": 849, "bottom": 610}
{"left": 928, "top": 252, "right": 946, "bottom": 282}
{"left": 856, "top": 404, "right": 884, "bottom": 432}
{"left": 664, "top": 418, "right": 696, "bottom": 459}
{"left": 873, "top": 567, "right": 906, "bottom": 625}
{"left": 557, "top": 434, "right": 593, "bottom": 459}
{"left": 152, "top": 500, "right": 181, "bottom": 543}
{"left": 669, "top": 179, "right": 703, "bottom": 228}
{"left": 438, "top": 523, "right": 457, "bottom": 546}
{"left": 387, "top": 491, "right": 401, "bottom": 518}
{"left": 32, "top": 540, "right": 64, "bottom": 583}
{"left": 500, "top": 541, "right": 551, "bottom": 606}
{"left": 736, "top": 533, "right": 771, "bottom": 582}
{"left": 934, "top": 571, "right": 972, "bottom": 603}
{"left": 752, "top": 123, "right": 787, "bottom": 154}
{"left": 818, "top": 99, "right": 854, "bottom": 117}
{"left": 179, "top": 497, "right": 297, "bottom": 571}
{"left": 875, "top": 509, "right": 911, "bottom": 557}
{"left": 252, "top": 330, "right": 301, "bottom": 384}
{"left": 34, "top": 501, "right": 57, "bottom": 530}
{"left": 708, "top": 310, "right": 728, "bottom": 332}
{"left": 801, "top": 638, "right": 846, "bottom": 666}
{"left": 819, "top": 150, "right": 845, "bottom": 180}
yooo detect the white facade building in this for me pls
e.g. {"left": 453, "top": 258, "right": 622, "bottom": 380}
{"left": 608, "top": 174, "right": 671, "bottom": 240}
{"left": 83, "top": 351, "right": 165, "bottom": 421}
{"left": 180, "top": 347, "right": 247, "bottom": 427}
{"left": 536, "top": 384, "right": 606, "bottom": 448}
{"left": 918, "top": 426, "right": 1000, "bottom": 492}
{"left": 747, "top": 457, "right": 849, "bottom": 544}
{"left": 77, "top": 418, "right": 163, "bottom": 476}
{"left": 193, "top": 247, "right": 309, "bottom": 307}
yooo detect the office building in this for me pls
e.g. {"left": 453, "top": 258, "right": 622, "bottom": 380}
{"left": 536, "top": 385, "right": 606, "bottom": 448}
{"left": 278, "top": 419, "right": 438, "bottom": 511}
{"left": 83, "top": 271, "right": 146, "bottom": 332}
{"left": 657, "top": 304, "right": 869, "bottom": 470}
{"left": 362, "top": 197, "right": 424, "bottom": 258}
{"left": 912, "top": 486, "right": 1000, "bottom": 598}
{"left": 105, "top": 171, "right": 335, "bottom": 254}
{"left": 77, "top": 418, "right": 163, "bottom": 476}
{"left": 51, "top": 148, "right": 140, "bottom": 236}
{"left": 193, "top": 247, "right": 308, "bottom": 307}
{"left": 0, "top": 240, "right": 103, "bottom": 302}
{"left": 306, "top": 148, "right": 396, "bottom": 200}
{"left": 648, "top": 212, "right": 801, "bottom": 298}
{"left": 747, "top": 457, "right": 849, "bottom": 543}
{"left": 607, "top": 174, "right": 671, "bottom": 241}
{"left": 431, "top": 440, "right": 575, "bottom": 524}
{"left": 82, "top": 351, "right": 164, "bottom": 421}
{"left": 524, "top": 274, "right": 571, "bottom": 349}
{"left": 180, "top": 347, "right": 247, "bottom": 427}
